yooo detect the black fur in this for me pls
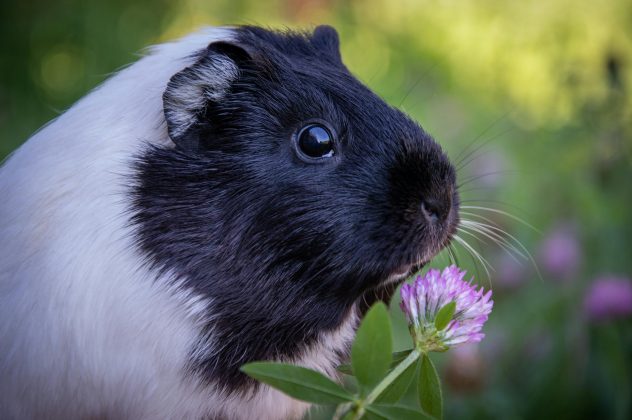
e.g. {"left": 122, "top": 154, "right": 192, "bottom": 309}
{"left": 130, "top": 26, "right": 459, "bottom": 392}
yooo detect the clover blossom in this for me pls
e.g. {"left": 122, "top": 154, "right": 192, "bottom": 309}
{"left": 400, "top": 266, "right": 493, "bottom": 352}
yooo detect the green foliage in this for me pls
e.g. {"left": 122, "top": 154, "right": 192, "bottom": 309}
{"left": 243, "top": 303, "right": 439, "bottom": 419}
{"left": 240, "top": 362, "right": 353, "bottom": 404}
{"left": 390, "top": 349, "right": 413, "bottom": 366}
{"left": 352, "top": 303, "right": 393, "bottom": 393}
{"left": 337, "top": 349, "right": 414, "bottom": 376}
{"left": 3, "top": 1, "right": 631, "bottom": 418}
{"left": 434, "top": 302, "right": 456, "bottom": 331}
{"left": 374, "top": 356, "right": 418, "bottom": 404}
{"left": 242, "top": 303, "right": 433, "bottom": 418}
{"left": 419, "top": 354, "right": 442, "bottom": 420}
{"left": 365, "top": 404, "right": 431, "bottom": 420}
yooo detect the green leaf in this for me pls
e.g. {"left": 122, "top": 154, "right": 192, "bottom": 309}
{"left": 240, "top": 362, "right": 353, "bottom": 404}
{"left": 335, "top": 403, "right": 357, "bottom": 420}
{"left": 434, "top": 301, "right": 456, "bottom": 331}
{"left": 375, "top": 357, "right": 418, "bottom": 403}
{"left": 338, "top": 349, "right": 414, "bottom": 376}
{"left": 341, "top": 412, "right": 356, "bottom": 420}
{"left": 418, "top": 354, "right": 443, "bottom": 419}
{"left": 366, "top": 404, "right": 432, "bottom": 420}
{"left": 337, "top": 362, "right": 353, "bottom": 375}
{"left": 352, "top": 302, "right": 393, "bottom": 392}
{"left": 390, "top": 349, "right": 413, "bottom": 368}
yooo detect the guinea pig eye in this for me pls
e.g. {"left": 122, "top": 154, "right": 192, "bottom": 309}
{"left": 295, "top": 124, "right": 335, "bottom": 160}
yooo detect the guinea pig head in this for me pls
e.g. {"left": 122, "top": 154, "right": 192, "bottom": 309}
{"left": 132, "top": 25, "right": 458, "bottom": 389}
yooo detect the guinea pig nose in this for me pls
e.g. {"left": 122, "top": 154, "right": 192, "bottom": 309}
{"left": 421, "top": 199, "right": 441, "bottom": 224}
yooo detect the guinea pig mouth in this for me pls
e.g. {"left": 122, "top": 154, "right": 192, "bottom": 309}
{"left": 357, "top": 261, "right": 426, "bottom": 315}
{"left": 388, "top": 261, "right": 425, "bottom": 284}
{"left": 357, "top": 236, "right": 452, "bottom": 314}
{"left": 385, "top": 247, "right": 437, "bottom": 287}
{"left": 358, "top": 207, "right": 460, "bottom": 313}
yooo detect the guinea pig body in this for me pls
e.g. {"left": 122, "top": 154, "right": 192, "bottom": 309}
{"left": 0, "top": 26, "right": 458, "bottom": 419}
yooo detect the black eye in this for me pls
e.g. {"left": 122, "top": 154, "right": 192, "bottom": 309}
{"left": 296, "top": 124, "right": 335, "bottom": 159}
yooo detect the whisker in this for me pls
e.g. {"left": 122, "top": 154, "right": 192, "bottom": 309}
{"left": 460, "top": 220, "right": 527, "bottom": 260}
{"left": 398, "top": 77, "right": 423, "bottom": 108}
{"left": 464, "top": 219, "right": 543, "bottom": 281}
{"left": 458, "top": 198, "right": 535, "bottom": 216}
{"left": 453, "top": 112, "right": 510, "bottom": 165}
{"left": 456, "top": 126, "right": 515, "bottom": 171}
{"left": 438, "top": 244, "right": 456, "bottom": 267}
{"left": 454, "top": 115, "right": 509, "bottom": 166}
{"left": 456, "top": 128, "right": 514, "bottom": 175}
{"left": 404, "top": 85, "right": 440, "bottom": 115}
{"left": 459, "top": 211, "right": 499, "bottom": 225}
{"left": 458, "top": 224, "right": 521, "bottom": 262}
{"left": 398, "top": 61, "right": 440, "bottom": 109}
{"left": 460, "top": 205, "right": 541, "bottom": 233}
{"left": 460, "top": 215, "right": 518, "bottom": 240}
{"left": 457, "top": 226, "right": 491, "bottom": 247}
{"left": 437, "top": 247, "right": 450, "bottom": 265}
{"left": 445, "top": 249, "right": 453, "bottom": 266}
{"left": 449, "top": 243, "right": 461, "bottom": 267}
{"left": 464, "top": 212, "right": 543, "bottom": 280}
{"left": 444, "top": 244, "right": 456, "bottom": 266}
{"left": 456, "top": 186, "right": 500, "bottom": 195}
{"left": 458, "top": 221, "right": 529, "bottom": 265}
{"left": 448, "top": 244, "right": 458, "bottom": 266}
{"left": 453, "top": 235, "right": 493, "bottom": 286}
{"left": 452, "top": 235, "right": 482, "bottom": 283}
{"left": 457, "top": 170, "right": 519, "bottom": 189}
{"left": 459, "top": 200, "right": 537, "bottom": 224}
{"left": 457, "top": 225, "right": 485, "bottom": 242}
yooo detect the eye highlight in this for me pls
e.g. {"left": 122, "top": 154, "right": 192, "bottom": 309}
{"left": 295, "top": 123, "right": 335, "bottom": 160}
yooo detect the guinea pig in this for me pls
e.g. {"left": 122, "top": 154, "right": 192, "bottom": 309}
{"left": 0, "top": 25, "right": 459, "bottom": 419}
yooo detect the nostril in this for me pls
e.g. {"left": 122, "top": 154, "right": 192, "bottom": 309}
{"left": 421, "top": 200, "right": 440, "bottom": 223}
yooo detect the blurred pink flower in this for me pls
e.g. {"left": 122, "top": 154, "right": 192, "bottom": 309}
{"left": 584, "top": 276, "right": 632, "bottom": 321}
{"left": 538, "top": 224, "right": 581, "bottom": 281}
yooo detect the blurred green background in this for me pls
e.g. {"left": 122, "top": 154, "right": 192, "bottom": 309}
{"left": 1, "top": 1, "right": 631, "bottom": 419}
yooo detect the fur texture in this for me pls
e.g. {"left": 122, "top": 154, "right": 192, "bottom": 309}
{"left": 0, "top": 26, "right": 458, "bottom": 419}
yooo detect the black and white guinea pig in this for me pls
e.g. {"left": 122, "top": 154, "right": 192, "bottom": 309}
{"left": 0, "top": 25, "right": 459, "bottom": 419}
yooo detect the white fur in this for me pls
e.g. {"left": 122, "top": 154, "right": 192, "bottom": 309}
{"left": 0, "top": 27, "right": 353, "bottom": 420}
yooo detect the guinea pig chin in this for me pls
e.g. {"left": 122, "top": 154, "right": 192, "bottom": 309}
{"left": 358, "top": 237, "right": 454, "bottom": 314}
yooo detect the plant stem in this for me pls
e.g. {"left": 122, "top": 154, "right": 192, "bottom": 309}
{"left": 364, "top": 348, "right": 421, "bottom": 406}
{"left": 333, "top": 402, "right": 354, "bottom": 420}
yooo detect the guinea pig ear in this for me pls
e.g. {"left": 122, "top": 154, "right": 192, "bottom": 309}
{"left": 311, "top": 25, "right": 342, "bottom": 63}
{"left": 162, "top": 42, "right": 252, "bottom": 152}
